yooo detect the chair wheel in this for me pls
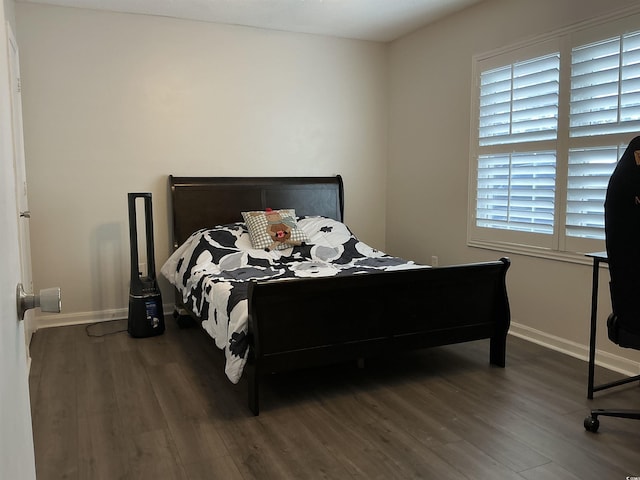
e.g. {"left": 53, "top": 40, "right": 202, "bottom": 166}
{"left": 584, "top": 416, "right": 599, "bottom": 432}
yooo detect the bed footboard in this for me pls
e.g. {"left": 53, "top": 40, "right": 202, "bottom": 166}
{"left": 246, "top": 257, "right": 510, "bottom": 414}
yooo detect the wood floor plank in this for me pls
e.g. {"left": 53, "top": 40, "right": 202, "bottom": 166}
{"left": 356, "top": 382, "right": 462, "bottom": 446}
{"left": 76, "top": 340, "right": 119, "bottom": 418}
{"left": 31, "top": 328, "right": 80, "bottom": 480}
{"left": 305, "top": 382, "right": 474, "bottom": 480}
{"left": 430, "top": 439, "right": 527, "bottom": 480}
{"left": 215, "top": 415, "right": 302, "bottom": 480}
{"left": 297, "top": 401, "right": 411, "bottom": 480}
{"left": 77, "top": 412, "right": 128, "bottom": 480}
{"left": 398, "top": 377, "right": 552, "bottom": 473}
{"left": 146, "top": 362, "right": 211, "bottom": 423}
{"left": 255, "top": 404, "right": 356, "bottom": 479}
{"left": 110, "top": 349, "right": 169, "bottom": 436}
{"left": 518, "top": 462, "right": 584, "bottom": 480}
{"left": 32, "top": 370, "right": 79, "bottom": 480}
{"left": 181, "top": 454, "right": 245, "bottom": 480}
{"left": 124, "top": 428, "right": 187, "bottom": 480}
{"left": 167, "top": 420, "right": 229, "bottom": 465}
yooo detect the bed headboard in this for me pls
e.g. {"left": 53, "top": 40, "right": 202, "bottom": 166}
{"left": 169, "top": 175, "right": 344, "bottom": 249}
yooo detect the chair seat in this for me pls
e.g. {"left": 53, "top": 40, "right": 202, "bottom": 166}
{"left": 607, "top": 314, "right": 640, "bottom": 349}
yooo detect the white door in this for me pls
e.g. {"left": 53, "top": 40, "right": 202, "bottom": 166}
{"left": 7, "top": 20, "right": 35, "bottom": 353}
{"left": 0, "top": 10, "right": 37, "bottom": 480}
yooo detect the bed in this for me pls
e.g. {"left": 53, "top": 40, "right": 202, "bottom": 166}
{"left": 162, "top": 175, "right": 511, "bottom": 415}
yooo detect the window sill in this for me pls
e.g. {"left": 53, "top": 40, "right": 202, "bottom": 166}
{"left": 467, "top": 240, "right": 605, "bottom": 267}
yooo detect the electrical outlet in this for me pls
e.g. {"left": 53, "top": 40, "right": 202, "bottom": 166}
{"left": 431, "top": 256, "right": 439, "bottom": 267}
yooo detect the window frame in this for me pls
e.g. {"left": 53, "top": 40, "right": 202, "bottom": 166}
{"left": 467, "top": 6, "right": 640, "bottom": 264}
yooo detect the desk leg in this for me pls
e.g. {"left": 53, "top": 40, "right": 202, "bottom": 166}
{"left": 587, "top": 258, "right": 600, "bottom": 399}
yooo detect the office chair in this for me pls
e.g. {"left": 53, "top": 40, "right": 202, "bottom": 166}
{"left": 584, "top": 136, "right": 640, "bottom": 433}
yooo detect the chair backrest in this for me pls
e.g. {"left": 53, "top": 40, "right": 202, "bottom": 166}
{"left": 604, "top": 135, "right": 640, "bottom": 346}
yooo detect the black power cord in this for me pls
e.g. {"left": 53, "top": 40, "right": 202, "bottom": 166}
{"left": 85, "top": 319, "right": 128, "bottom": 337}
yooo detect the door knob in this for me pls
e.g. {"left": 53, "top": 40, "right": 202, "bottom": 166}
{"left": 16, "top": 283, "right": 61, "bottom": 321}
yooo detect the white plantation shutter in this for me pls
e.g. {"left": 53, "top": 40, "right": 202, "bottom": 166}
{"left": 477, "top": 152, "right": 556, "bottom": 234}
{"left": 479, "top": 54, "right": 560, "bottom": 146}
{"left": 570, "top": 32, "right": 640, "bottom": 137}
{"left": 565, "top": 29, "right": 640, "bottom": 240}
{"left": 565, "top": 146, "right": 622, "bottom": 240}
{"left": 476, "top": 53, "right": 559, "bottom": 235}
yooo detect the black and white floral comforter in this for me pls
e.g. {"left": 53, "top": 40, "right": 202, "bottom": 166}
{"left": 161, "top": 216, "right": 423, "bottom": 383}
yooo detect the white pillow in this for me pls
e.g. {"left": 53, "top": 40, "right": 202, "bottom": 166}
{"left": 241, "top": 209, "right": 309, "bottom": 251}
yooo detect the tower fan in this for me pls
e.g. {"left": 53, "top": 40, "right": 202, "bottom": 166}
{"left": 127, "top": 192, "right": 165, "bottom": 338}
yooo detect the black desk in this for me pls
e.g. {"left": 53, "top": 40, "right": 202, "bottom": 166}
{"left": 586, "top": 251, "right": 640, "bottom": 398}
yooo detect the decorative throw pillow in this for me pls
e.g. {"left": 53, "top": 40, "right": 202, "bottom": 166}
{"left": 241, "top": 208, "right": 310, "bottom": 251}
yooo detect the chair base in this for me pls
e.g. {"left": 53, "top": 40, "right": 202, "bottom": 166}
{"left": 584, "top": 409, "right": 640, "bottom": 432}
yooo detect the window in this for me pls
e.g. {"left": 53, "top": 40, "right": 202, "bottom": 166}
{"left": 469, "top": 10, "right": 640, "bottom": 260}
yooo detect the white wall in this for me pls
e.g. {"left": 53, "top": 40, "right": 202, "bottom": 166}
{"left": 15, "top": 4, "right": 388, "bottom": 325}
{"left": 387, "top": 0, "right": 640, "bottom": 371}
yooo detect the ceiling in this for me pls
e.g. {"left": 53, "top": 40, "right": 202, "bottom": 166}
{"left": 15, "top": 0, "right": 483, "bottom": 42}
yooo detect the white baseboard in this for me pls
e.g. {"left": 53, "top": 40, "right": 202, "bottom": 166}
{"left": 32, "top": 303, "right": 175, "bottom": 330}
{"left": 34, "top": 307, "right": 128, "bottom": 329}
{"left": 509, "top": 321, "right": 640, "bottom": 377}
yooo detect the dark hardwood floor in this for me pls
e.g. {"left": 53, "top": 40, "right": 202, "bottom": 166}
{"left": 29, "top": 318, "right": 640, "bottom": 479}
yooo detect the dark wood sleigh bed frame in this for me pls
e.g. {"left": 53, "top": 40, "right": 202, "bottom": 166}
{"left": 168, "top": 175, "right": 511, "bottom": 415}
